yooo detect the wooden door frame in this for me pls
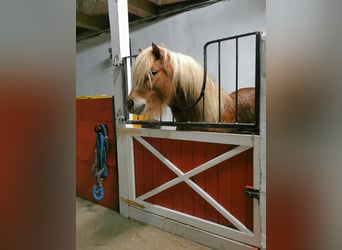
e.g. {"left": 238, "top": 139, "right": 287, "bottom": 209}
{"left": 117, "top": 128, "right": 261, "bottom": 249}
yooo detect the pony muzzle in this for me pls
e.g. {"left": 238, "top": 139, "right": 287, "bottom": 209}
{"left": 127, "top": 98, "right": 146, "bottom": 115}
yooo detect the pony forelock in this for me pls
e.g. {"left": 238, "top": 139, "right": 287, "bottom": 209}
{"left": 132, "top": 47, "right": 153, "bottom": 89}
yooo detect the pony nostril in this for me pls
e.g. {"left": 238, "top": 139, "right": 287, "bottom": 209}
{"left": 127, "top": 99, "right": 134, "bottom": 109}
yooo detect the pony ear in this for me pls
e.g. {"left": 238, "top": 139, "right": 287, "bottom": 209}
{"left": 151, "top": 42, "right": 161, "bottom": 60}
{"left": 138, "top": 48, "right": 142, "bottom": 54}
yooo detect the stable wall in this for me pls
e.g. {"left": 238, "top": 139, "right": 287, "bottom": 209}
{"left": 130, "top": 0, "right": 265, "bottom": 93}
{"left": 76, "top": 0, "right": 265, "bottom": 97}
{"left": 76, "top": 0, "right": 266, "bottom": 245}
{"left": 76, "top": 33, "right": 113, "bottom": 96}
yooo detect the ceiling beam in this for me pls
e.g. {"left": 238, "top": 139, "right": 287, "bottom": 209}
{"left": 76, "top": 11, "right": 109, "bottom": 31}
{"left": 128, "top": 0, "right": 157, "bottom": 17}
{"left": 148, "top": 0, "right": 184, "bottom": 5}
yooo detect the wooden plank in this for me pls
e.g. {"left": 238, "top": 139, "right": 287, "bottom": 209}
{"left": 76, "top": 97, "right": 113, "bottom": 122}
{"left": 245, "top": 148, "right": 254, "bottom": 231}
{"left": 133, "top": 202, "right": 258, "bottom": 246}
{"left": 151, "top": 138, "right": 161, "bottom": 204}
{"left": 192, "top": 142, "right": 207, "bottom": 220}
{"left": 119, "top": 127, "right": 255, "bottom": 146}
{"left": 231, "top": 151, "right": 248, "bottom": 227}
{"left": 76, "top": 0, "right": 108, "bottom": 15}
{"left": 171, "top": 139, "right": 183, "bottom": 212}
{"left": 160, "top": 138, "right": 175, "bottom": 208}
{"left": 204, "top": 142, "right": 219, "bottom": 223}
{"left": 217, "top": 145, "right": 234, "bottom": 227}
{"left": 181, "top": 140, "right": 194, "bottom": 215}
{"left": 76, "top": 11, "right": 109, "bottom": 31}
{"left": 143, "top": 137, "right": 154, "bottom": 203}
{"left": 129, "top": 206, "right": 258, "bottom": 250}
{"left": 148, "top": 0, "right": 185, "bottom": 5}
{"left": 133, "top": 138, "right": 144, "bottom": 197}
{"left": 128, "top": 0, "right": 157, "bottom": 17}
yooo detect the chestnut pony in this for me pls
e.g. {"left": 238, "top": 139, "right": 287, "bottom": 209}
{"left": 127, "top": 43, "right": 255, "bottom": 131}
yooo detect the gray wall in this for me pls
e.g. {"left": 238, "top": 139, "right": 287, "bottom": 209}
{"left": 130, "top": 0, "right": 265, "bottom": 93}
{"left": 76, "top": 33, "right": 113, "bottom": 96}
{"left": 76, "top": 0, "right": 265, "bottom": 95}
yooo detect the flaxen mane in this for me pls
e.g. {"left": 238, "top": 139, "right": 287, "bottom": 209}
{"left": 131, "top": 44, "right": 234, "bottom": 122}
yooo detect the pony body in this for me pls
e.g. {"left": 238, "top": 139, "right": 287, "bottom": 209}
{"left": 127, "top": 43, "right": 255, "bottom": 131}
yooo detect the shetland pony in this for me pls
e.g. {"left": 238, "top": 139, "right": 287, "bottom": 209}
{"left": 127, "top": 43, "right": 255, "bottom": 131}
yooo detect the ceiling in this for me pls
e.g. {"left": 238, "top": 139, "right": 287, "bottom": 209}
{"left": 76, "top": 0, "right": 221, "bottom": 42}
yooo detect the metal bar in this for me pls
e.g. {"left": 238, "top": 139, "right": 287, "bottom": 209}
{"left": 202, "top": 93, "right": 205, "bottom": 121}
{"left": 254, "top": 32, "right": 261, "bottom": 132}
{"left": 218, "top": 41, "right": 221, "bottom": 122}
{"left": 126, "top": 120, "right": 256, "bottom": 131}
{"left": 129, "top": 39, "right": 133, "bottom": 67}
{"left": 111, "top": 96, "right": 121, "bottom": 211}
{"left": 122, "top": 57, "right": 129, "bottom": 120}
{"left": 235, "top": 38, "right": 239, "bottom": 122}
{"left": 203, "top": 32, "right": 260, "bottom": 48}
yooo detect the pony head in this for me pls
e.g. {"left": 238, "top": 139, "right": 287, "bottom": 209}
{"left": 127, "top": 43, "right": 174, "bottom": 119}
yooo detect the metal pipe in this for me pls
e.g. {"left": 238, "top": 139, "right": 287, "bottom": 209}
{"left": 254, "top": 32, "right": 261, "bottom": 133}
{"left": 235, "top": 38, "right": 239, "bottom": 123}
{"left": 218, "top": 41, "right": 221, "bottom": 122}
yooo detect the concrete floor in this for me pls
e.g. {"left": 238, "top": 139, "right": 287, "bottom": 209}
{"left": 76, "top": 197, "right": 212, "bottom": 250}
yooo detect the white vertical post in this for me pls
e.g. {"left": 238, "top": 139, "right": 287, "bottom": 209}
{"left": 252, "top": 135, "right": 261, "bottom": 246}
{"left": 259, "top": 32, "right": 267, "bottom": 250}
{"left": 108, "top": 0, "right": 130, "bottom": 55}
{"left": 108, "top": 0, "right": 131, "bottom": 217}
{"left": 108, "top": 0, "right": 130, "bottom": 116}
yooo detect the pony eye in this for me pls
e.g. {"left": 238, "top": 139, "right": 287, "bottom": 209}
{"left": 150, "top": 70, "right": 158, "bottom": 76}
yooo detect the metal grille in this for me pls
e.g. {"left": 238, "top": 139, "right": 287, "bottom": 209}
{"left": 123, "top": 32, "right": 261, "bottom": 134}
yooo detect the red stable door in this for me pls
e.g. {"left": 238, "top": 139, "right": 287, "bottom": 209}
{"left": 76, "top": 96, "right": 118, "bottom": 211}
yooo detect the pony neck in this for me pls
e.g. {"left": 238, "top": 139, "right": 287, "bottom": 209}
{"left": 169, "top": 87, "right": 206, "bottom": 122}
{"left": 167, "top": 51, "right": 206, "bottom": 121}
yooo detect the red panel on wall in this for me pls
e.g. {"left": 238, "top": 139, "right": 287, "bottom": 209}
{"left": 76, "top": 97, "right": 118, "bottom": 211}
{"left": 133, "top": 137, "right": 253, "bottom": 230}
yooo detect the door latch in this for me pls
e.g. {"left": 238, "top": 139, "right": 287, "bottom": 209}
{"left": 244, "top": 185, "right": 260, "bottom": 200}
{"left": 113, "top": 54, "right": 123, "bottom": 67}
